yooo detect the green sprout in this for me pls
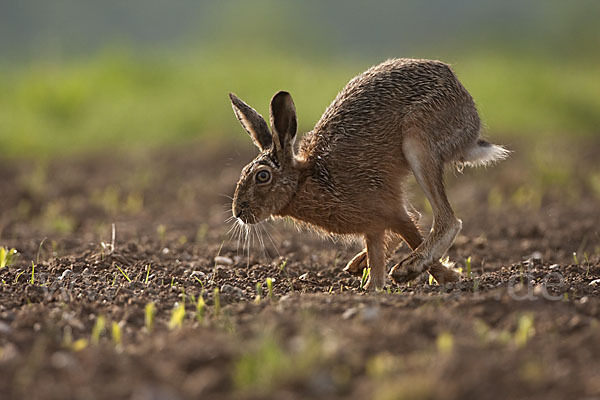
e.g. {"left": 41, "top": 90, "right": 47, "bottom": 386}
{"left": 30, "top": 261, "right": 35, "bottom": 284}
{"left": 157, "top": 224, "right": 167, "bottom": 243}
{"left": 71, "top": 338, "right": 89, "bottom": 352}
{"left": 196, "top": 223, "right": 208, "bottom": 242}
{"left": 465, "top": 256, "right": 472, "bottom": 278}
{"left": 436, "top": 331, "right": 454, "bottom": 355}
{"left": 168, "top": 302, "right": 186, "bottom": 330}
{"left": 573, "top": 252, "right": 579, "bottom": 265}
{"left": 266, "top": 278, "right": 274, "bottom": 300}
{"left": 0, "top": 247, "right": 18, "bottom": 269}
{"left": 279, "top": 259, "right": 288, "bottom": 272}
{"left": 114, "top": 264, "right": 131, "bottom": 283}
{"left": 91, "top": 315, "right": 106, "bottom": 345}
{"left": 360, "top": 267, "right": 371, "bottom": 290}
{"left": 428, "top": 273, "right": 435, "bottom": 286}
{"left": 196, "top": 294, "right": 205, "bottom": 323}
{"left": 111, "top": 322, "right": 122, "bottom": 347}
{"left": 213, "top": 288, "right": 221, "bottom": 317}
{"left": 15, "top": 270, "right": 25, "bottom": 284}
{"left": 144, "top": 264, "right": 151, "bottom": 284}
{"left": 145, "top": 303, "right": 156, "bottom": 333}
{"left": 514, "top": 313, "right": 535, "bottom": 348}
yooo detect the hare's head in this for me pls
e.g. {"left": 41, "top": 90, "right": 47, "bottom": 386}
{"left": 230, "top": 91, "right": 299, "bottom": 224}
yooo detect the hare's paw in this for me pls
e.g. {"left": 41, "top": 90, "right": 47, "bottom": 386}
{"left": 343, "top": 249, "right": 368, "bottom": 276}
{"left": 364, "top": 271, "right": 385, "bottom": 291}
{"left": 389, "top": 252, "right": 428, "bottom": 284}
{"left": 429, "top": 262, "right": 460, "bottom": 284}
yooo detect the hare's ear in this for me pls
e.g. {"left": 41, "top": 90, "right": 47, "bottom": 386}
{"left": 269, "top": 91, "right": 297, "bottom": 154}
{"left": 229, "top": 93, "right": 272, "bottom": 151}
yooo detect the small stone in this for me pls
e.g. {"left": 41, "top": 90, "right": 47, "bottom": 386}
{"left": 299, "top": 272, "right": 310, "bottom": 280}
{"left": 214, "top": 256, "right": 233, "bottom": 266}
{"left": 220, "top": 284, "right": 243, "bottom": 297}
{"left": 59, "top": 269, "right": 72, "bottom": 280}
{"left": 361, "top": 306, "right": 380, "bottom": 322}
{"left": 342, "top": 308, "right": 358, "bottom": 320}
{"left": 0, "top": 321, "right": 11, "bottom": 334}
{"left": 162, "top": 248, "right": 170, "bottom": 254}
{"left": 589, "top": 279, "right": 600, "bottom": 286}
{"left": 549, "top": 264, "right": 560, "bottom": 270}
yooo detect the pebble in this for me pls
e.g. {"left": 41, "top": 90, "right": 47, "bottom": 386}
{"left": 361, "top": 306, "right": 380, "bottom": 322}
{"left": 299, "top": 272, "right": 310, "bottom": 280}
{"left": 342, "top": 307, "right": 358, "bottom": 320}
{"left": 59, "top": 269, "right": 72, "bottom": 280}
{"left": 589, "top": 279, "right": 600, "bottom": 286}
{"left": 220, "top": 284, "right": 243, "bottom": 297}
{"left": 214, "top": 256, "right": 233, "bottom": 266}
{"left": 0, "top": 321, "right": 11, "bottom": 334}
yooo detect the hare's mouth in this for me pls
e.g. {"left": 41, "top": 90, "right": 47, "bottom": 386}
{"left": 234, "top": 210, "right": 260, "bottom": 225}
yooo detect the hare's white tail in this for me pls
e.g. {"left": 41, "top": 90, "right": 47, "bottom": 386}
{"left": 459, "top": 139, "right": 510, "bottom": 168}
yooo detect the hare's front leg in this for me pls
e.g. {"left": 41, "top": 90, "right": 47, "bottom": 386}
{"left": 390, "top": 136, "right": 462, "bottom": 284}
{"left": 344, "top": 233, "right": 402, "bottom": 276}
{"left": 364, "top": 232, "right": 386, "bottom": 290}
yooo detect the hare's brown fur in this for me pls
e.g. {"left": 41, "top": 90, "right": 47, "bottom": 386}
{"left": 230, "top": 58, "right": 508, "bottom": 289}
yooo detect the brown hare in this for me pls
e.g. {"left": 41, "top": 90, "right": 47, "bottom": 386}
{"left": 229, "top": 58, "right": 508, "bottom": 289}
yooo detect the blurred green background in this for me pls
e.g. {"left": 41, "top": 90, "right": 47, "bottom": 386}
{"left": 0, "top": 0, "right": 599, "bottom": 159}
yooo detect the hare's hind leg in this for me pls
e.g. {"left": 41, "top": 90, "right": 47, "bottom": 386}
{"left": 390, "top": 135, "right": 462, "bottom": 284}
{"left": 344, "top": 249, "right": 368, "bottom": 276}
{"left": 389, "top": 208, "right": 459, "bottom": 284}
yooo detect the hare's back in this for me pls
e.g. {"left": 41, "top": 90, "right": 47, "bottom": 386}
{"left": 315, "top": 58, "right": 469, "bottom": 131}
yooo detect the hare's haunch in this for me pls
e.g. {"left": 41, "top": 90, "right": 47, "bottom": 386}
{"left": 229, "top": 58, "right": 508, "bottom": 289}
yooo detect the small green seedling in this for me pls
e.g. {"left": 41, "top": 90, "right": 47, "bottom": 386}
{"left": 145, "top": 303, "right": 156, "bottom": 333}
{"left": 111, "top": 322, "right": 122, "bottom": 346}
{"left": 514, "top": 313, "right": 535, "bottom": 348}
{"left": 91, "top": 315, "right": 106, "bottom": 344}
{"left": 115, "top": 264, "right": 131, "bottom": 283}
{"left": 196, "top": 295, "right": 205, "bottom": 323}
{"left": 573, "top": 252, "right": 579, "bottom": 265}
{"left": 360, "top": 267, "right": 371, "bottom": 290}
{"left": 144, "top": 264, "right": 151, "bottom": 284}
{"left": 266, "top": 278, "right": 274, "bottom": 300}
{"left": 196, "top": 223, "right": 208, "bottom": 242}
{"left": 30, "top": 261, "right": 35, "bottom": 284}
{"left": 213, "top": 288, "right": 221, "bottom": 317}
{"left": 71, "top": 338, "right": 89, "bottom": 352}
{"left": 157, "top": 224, "right": 167, "bottom": 243}
{"left": 428, "top": 273, "right": 435, "bottom": 286}
{"left": 279, "top": 259, "right": 287, "bottom": 272}
{"left": 193, "top": 275, "right": 205, "bottom": 287}
{"left": 466, "top": 256, "right": 472, "bottom": 278}
{"left": 168, "top": 302, "right": 186, "bottom": 330}
{"left": 15, "top": 270, "right": 25, "bottom": 284}
{"left": 436, "top": 331, "right": 454, "bottom": 355}
{"left": 0, "top": 247, "right": 18, "bottom": 269}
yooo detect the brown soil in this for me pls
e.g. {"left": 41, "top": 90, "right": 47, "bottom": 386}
{"left": 0, "top": 141, "right": 599, "bottom": 400}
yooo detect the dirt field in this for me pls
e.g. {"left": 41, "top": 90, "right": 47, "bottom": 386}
{"left": 1, "top": 141, "right": 599, "bottom": 400}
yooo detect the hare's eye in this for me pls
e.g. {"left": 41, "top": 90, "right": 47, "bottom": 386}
{"left": 255, "top": 170, "right": 271, "bottom": 184}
